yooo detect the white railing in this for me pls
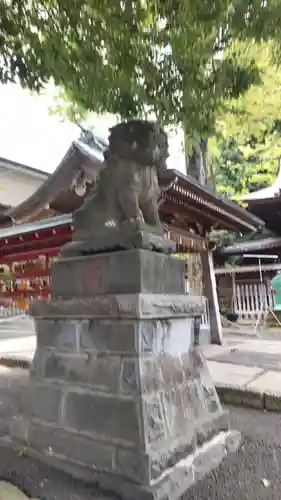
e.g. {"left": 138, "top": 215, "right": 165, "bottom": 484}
{"left": 201, "top": 297, "right": 210, "bottom": 327}
{"left": 234, "top": 283, "right": 275, "bottom": 321}
{"left": 0, "top": 305, "right": 26, "bottom": 319}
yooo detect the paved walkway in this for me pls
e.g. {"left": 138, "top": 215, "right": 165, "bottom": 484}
{"left": 0, "top": 316, "right": 35, "bottom": 365}
{"left": 202, "top": 334, "right": 281, "bottom": 411}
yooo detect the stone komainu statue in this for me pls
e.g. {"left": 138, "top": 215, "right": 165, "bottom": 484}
{"left": 73, "top": 120, "right": 169, "bottom": 235}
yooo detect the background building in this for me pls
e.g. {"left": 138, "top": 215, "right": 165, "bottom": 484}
{"left": 0, "top": 157, "right": 48, "bottom": 211}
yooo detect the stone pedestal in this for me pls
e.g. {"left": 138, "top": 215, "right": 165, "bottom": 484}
{"left": 10, "top": 246, "right": 239, "bottom": 500}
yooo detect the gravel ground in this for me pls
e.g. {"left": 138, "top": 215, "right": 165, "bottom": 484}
{"left": 0, "top": 450, "right": 117, "bottom": 500}
{"left": 0, "top": 367, "right": 280, "bottom": 500}
{"left": 188, "top": 407, "right": 281, "bottom": 500}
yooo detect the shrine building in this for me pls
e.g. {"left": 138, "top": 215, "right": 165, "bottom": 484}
{"left": 0, "top": 131, "right": 263, "bottom": 344}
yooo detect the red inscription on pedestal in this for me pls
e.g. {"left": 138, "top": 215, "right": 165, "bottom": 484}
{"left": 82, "top": 267, "right": 102, "bottom": 292}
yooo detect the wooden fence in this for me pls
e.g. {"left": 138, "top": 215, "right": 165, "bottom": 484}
{"left": 233, "top": 283, "right": 275, "bottom": 321}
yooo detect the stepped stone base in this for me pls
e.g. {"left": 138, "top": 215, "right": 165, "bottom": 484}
{"left": 11, "top": 312, "right": 239, "bottom": 499}
{"left": 10, "top": 247, "right": 240, "bottom": 500}
{"left": 7, "top": 426, "right": 239, "bottom": 500}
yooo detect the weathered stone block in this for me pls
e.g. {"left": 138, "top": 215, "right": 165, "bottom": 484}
{"left": 98, "top": 451, "right": 196, "bottom": 500}
{"left": 140, "top": 358, "right": 163, "bottom": 393}
{"left": 161, "top": 388, "right": 196, "bottom": 447}
{"left": 33, "top": 350, "right": 122, "bottom": 393}
{"left": 159, "top": 355, "right": 185, "bottom": 388}
{"left": 140, "top": 318, "right": 194, "bottom": 355}
{"left": 116, "top": 448, "right": 150, "bottom": 484}
{"left": 196, "top": 411, "right": 229, "bottom": 446}
{"left": 28, "top": 422, "right": 116, "bottom": 471}
{"left": 79, "top": 319, "right": 138, "bottom": 354}
{"left": 20, "top": 383, "right": 62, "bottom": 423}
{"left": 51, "top": 250, "right": 185, "bottom": 298}
{"left": 120, "top": 358, "right": 140, "bottom": 394}
{"left": 30, "top": 293, "right": 205, "bottom": 319}
{"left": 181, "top": 348, "right": 205, "bottom": 380}
{"left": 198, "top": 371, "right": 221, "bottom": 415}
{"left": 10, "top": 415, "right": 29, "bottom": 442}
{"left": 141, "top": 384, "right": 198, "bottom": 459}
{"left": 63, "top": 391, "right": 144, "bottom": 447}
{"left": 36, "top": 319, "right": 79, "bottom": 351}
{"left": 81, "top": 317, "right": 195, "bottom": 356}
{"left": 142, "top": 394, "right": 167, "bottom": 450}
{"left": 193, "top": 435, "right": 226, "bottom": 482}
{"left": 156, "top": 458, "right": 195, "bottom": 500}
{"left": 182, "top": 379, "right": 210, "bottom": 421}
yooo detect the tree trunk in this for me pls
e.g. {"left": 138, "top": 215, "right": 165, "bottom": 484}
{"left": 184, "top": 129, "right": 208, "bottom": 186}
{"left": 208, "top": 154, "right": 217, "bottom": 194}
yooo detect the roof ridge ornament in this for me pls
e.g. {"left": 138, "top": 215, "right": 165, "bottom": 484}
{"left": 78, "top": 125, "right": 108, "bottom": 153}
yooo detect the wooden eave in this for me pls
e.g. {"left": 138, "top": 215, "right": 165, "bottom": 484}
{"left": 0, "top": 139, "right": 264, "bottom": 235}
{"left": 0, "top": 214, "right": 210, "bottom": 256}
{"left": 216, "top": 235, "right": 281, "bottom": 257}
{"left": 161, "top": 170, "right": 264, "bottom": 233}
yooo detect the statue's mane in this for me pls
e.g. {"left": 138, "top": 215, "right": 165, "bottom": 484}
{"left": 103, "top": 119, "right": 168, "bottom": 168}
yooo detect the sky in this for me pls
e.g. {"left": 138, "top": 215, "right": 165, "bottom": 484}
{"left": 0, "top": 84, "right": 186, "bottom": 174}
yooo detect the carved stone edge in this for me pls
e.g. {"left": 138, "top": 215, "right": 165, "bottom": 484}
{"left": 1, "top": 430, "right": 240, "bottom": 500}
{"left": 62, "top": 231, "right": 176, "bottom": 257}
{"left": 29, "top": 294, "right": 205, "bottom": 319}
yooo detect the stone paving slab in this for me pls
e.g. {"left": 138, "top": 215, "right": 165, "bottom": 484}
{"left": 207, "top": 361, "right": 263, "bottom": 389}
{"left": 247, "top": 370, "right": 281, "bottom": 394}
{"left": 230, "top": 341, "right": 281, "bottom": 354}
{"left": 246, "top": 371, "right": 281, "bottom": 412}
{"left": 0, "top": 315, "right": 27, "bottom": 325}
{"left": 203, "top": 338, "right": 281, "bottom": 412}
{"left": 200, "top": 341, "right": 242, "bottom": 359}
{"left": 0, "top": 334, "right": 35, "bottom": 368}
{"left": 209, "top": 350, "right": 281, "bottom": 371}
{"left": 0, "top": 336, "right": 35, "bottom": 355}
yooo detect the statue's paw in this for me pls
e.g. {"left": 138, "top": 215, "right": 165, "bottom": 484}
{"left": 128, "top": 216, "right": 143, "bottom": 224}
{"left": 105, "top": 219, "right": 118, "bottom": 228}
